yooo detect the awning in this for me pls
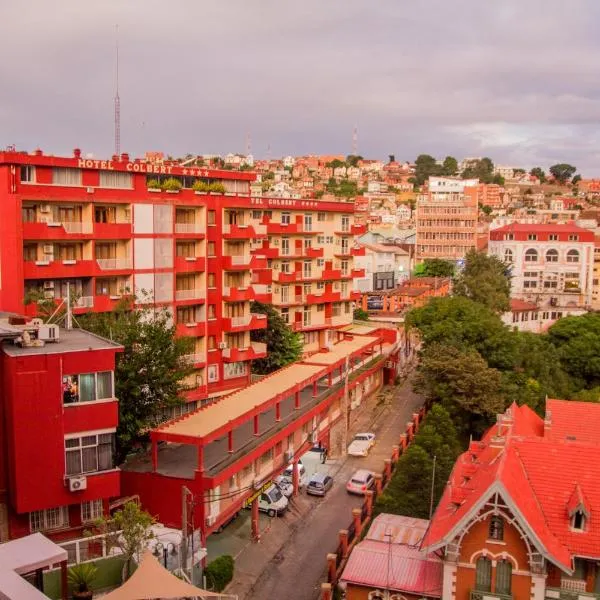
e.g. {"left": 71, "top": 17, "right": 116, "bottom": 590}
{"left": 101, "top": 551, "right": 221, "bottom": 599}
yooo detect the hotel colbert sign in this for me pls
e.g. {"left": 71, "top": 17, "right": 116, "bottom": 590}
{"left": 77, "top": 158, "right": 212, "bottom": 177}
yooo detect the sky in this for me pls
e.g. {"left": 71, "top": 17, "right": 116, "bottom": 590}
{"left": 2, "top": 0, "right": 600, "bottom": 174}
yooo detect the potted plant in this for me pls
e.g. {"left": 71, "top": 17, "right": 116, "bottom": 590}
{"left": 67, "top": 563, "right": 98, "bottom": 599}
{"left": 192, "top": 180, "right": 209, "bottom": 194}
{"left": 209, "top": 182, "right": 225, "bottom": 194}
{"left": 162, "top": 177, "right": 182, "bottom": 193}
{"left": 147, "top": 179, "right": 162, "bottom": 192}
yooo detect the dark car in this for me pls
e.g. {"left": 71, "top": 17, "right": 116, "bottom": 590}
{"left": 306, "top": 472, "right": 334, "bottom": 497}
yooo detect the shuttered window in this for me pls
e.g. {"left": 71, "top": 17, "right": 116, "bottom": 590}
{"left": 475, "top": 557, "right": 492, "bottom": 592}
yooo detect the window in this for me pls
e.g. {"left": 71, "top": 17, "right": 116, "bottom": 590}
{"left": 52, "top": 168, "right": 81, "bottom": 186}
{"left": 544, "top": 281, "right": 558, "bottom": 289}
{"left": 341, "top": 216, "right": 350, "bottom": 232}
{"left": 30, "top": 506, "right": 69, "bottom": 533}
{"left": 495, "top": 560, "right": 512, "bottom": 595}
{"left": 549, "top": 234, "right": 558, "bottom": 241}
{"left": 303, "top": 261, "right": 312, "bottom": 278}
{"left": 281, "top": 308, "right": 289, "bottom": 323}
{"left": 569, "top": 234, "right": 579, "bottom": 241}
{"left": 304, "top": 214, "right": 313, "bottom": 231}
{"left": 62, "top": 372, "right": 113, "bottom": 404}
{"left": 525, "top": 249, "right": 538, "bottom": 262}
{"left": 489, "top": 516, "right": 504, "bottom": 541}
{"left": 208, "top": 304, "right": 217, "bottom": 319}
{"left": 81, "top": 499, "right": 103, "bottom": 523}
{"left": 504, "top": 233, "right": 514, "bottom": 241}
{"left": 99, "top": 171, "right": 133, "bottom": 189}
{"left": 252, "top": 210, "right": 262, "bottom": 219}
{"left": 20, "top": 165, "right": 36, "bottom": 183}
{"left": 281, "top": 237, "right": 290, "bottom": 255}
{"left": 224, "top": 361, "right": 247, "bottom": 380}
{"left": 207, "top": 210, "right": 216, "bottom": 225}
{"left": 572, "top": 510, "right": 586, "bottom": 531}
{"left": 567, "top": 249, "right": 580, "bottom": 263}
{"left": 528, "top": 234, "right": 537, "bottom": 241}
{"left": 208, "top": 335, "right": 217, "bottom": 350}
{"left": 281, "top": 212, "right": 291, "bottom": 225}
{"left": 207, "top": 364, "right": 219, "bottom": 383}
{"left": 317, "top": 236, "right": 325, "bottom": 244}
{"left": 281, "top": 261, "right": 290, "bottom": 273}
{"left": 207, "top": 241, "right": 216, "bottom": 256}
{"left": 524, "top": 280, "right": 537, "bottom": 288}
{"left": 317, "top": 259, "right": 324, "bottom": 267}
{"left": 475, "top": 556, "right": 492, "bottom": 592}
{"left": 504, "top": 249, "right": 513, "bottom": 263}
{"left": 22, "top": 205, "right": 36, "bottom": 222}
{"left": 546, "top": 249, "right": 558, "bottom": 262}
{"left": 23, "top": 244, "right": 37, "bottom": 261}
{"left": 65, "top": 433, "right": 116, "bottom": 475}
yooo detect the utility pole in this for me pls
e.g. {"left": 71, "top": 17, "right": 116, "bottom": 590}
{"left": 114, "top": 24, "right": 121, "bottom": 156}
{"left": 65, "top": 282, "right": 72, "bottom": 330}
{"left": 429, "top": 454, "right": 437, "bottom": 520}
{"left": 385, "top": 528, "right": 392, "bottom": 600}
{"left": 341, "top": 355, "right": 350, "bottom": 456}
{"left": 181, "top": 486, "right": 190, "bottom": 579}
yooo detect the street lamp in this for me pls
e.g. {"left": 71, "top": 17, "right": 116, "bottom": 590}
{"left": 154, "top": 542, "right": 177, "bottom": 569}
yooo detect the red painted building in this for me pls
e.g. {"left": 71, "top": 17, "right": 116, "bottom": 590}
{"left": 0, "top": 149, "right": 364, "bottom": 408}
{"left": 0, "top": 315, "right": 122, "bottom": 543}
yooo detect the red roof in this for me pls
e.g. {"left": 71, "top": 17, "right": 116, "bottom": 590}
{"left": 492, "top": 222, "right": 589, "bottom": 234}
{"left": 422, "top": 401, "right": 600, "bottom": 572}
{"left": 510, "top": 299, "right": 538, "bottom": 312}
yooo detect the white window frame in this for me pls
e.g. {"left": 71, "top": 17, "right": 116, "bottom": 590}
{"left": 81, "top": 499, "right": 104, "bottom": 523}
{"left": 64, "top": 429, "right": 116, "bottom": 476}
{"left": 63, "top": 371, "right": 114, "bottom": 404}
{"left": 30, "top": 506, "right": 70, "bottom": 533}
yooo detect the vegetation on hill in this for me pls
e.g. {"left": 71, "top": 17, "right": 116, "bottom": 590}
{"left": 413, "top": 258, "right": 455, "bottom": 278}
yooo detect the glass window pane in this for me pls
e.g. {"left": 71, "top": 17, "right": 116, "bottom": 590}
{"left": 97, "top": 372, "right": 113, "bottom": 399}
{"left": 66, "top": 449, "right": 81, "bottom": 475}
{"left": 79, "top": 374, "right": 96, "bottom": 402}
{"left": 82, "top": 447, "right": 98, "bottom": 472}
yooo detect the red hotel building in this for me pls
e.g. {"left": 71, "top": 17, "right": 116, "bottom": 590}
{"left": 0, "top": 316, "right": 122, "bottom": 546}
{"left": 0, "top": 149, "right": 365, "bottom": 409}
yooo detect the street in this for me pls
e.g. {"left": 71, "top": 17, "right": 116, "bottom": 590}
{"left": 221, "top": 377, "right": 424, "bottom": 600}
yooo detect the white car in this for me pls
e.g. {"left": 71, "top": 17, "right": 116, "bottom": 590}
{"left": 346, "top": 469, "right": 375, "bottom": 495}
{"left": 283, "top": 461, "right": 308, "bottom": 487}
{"left": 274, "top": 475, "right": 294, "bottom": 498}
{"left": 347, "top": 432, "right": 376, "bottom": 457}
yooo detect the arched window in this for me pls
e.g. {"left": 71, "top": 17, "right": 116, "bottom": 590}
{"left": 525, "top": 249, "right": 538, "bottom": 262}
{"left": 489, "top": 515, "right": 504, "bottom": 540}
{"left": 496, "top": 560, "right": 513, "bottom": 595}
{"left": 546, "top": 249, "right": 559, "bottom": 263}
{"left": 567, "top": 249, "right": 580, "bottom": 263}
{"left": 475, "top": 556, "right": 492, "bottom": 592}
{"left": 504, "top": 249, "right": 513, "bottom": 263}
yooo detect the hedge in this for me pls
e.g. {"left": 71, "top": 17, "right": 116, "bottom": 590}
{"left": 204, "top": 554, "right": 234, "bottom": 592}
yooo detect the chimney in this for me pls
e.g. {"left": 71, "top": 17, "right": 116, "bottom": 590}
{"left": 120, "top": 152, "right": 129, "bottom": 162}
{"left": 34, "top": 148, "right": 43, "bottom": 156}
{"left": 73, "top": 148, "right": 81, "bottom": 158}
{"left": 112, "top": 154, "right": 119, "bottom": 162}
{"left": 544, "top": 409, "right": 552, "bottom": 437}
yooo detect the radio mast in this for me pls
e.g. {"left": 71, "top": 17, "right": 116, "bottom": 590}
{"left": 114, "top": 25, "right": 121, "bottom": 156}
{"left": 352, "top": 125, "right": 358, "bottom": 156}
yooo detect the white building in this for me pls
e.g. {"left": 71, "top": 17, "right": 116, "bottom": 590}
{"left": 353, "top": 243, "right": 411, "bottom": 293}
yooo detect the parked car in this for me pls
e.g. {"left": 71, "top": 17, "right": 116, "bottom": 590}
{"left": 306, "top": 472, "right": 334, "bottom": 497}
{"left": 274, "top": 475, "right": 294, "bottom": 498}
{"left": 283, "top": 460, "right": 307, "bottom": 487}
{"left": 347, "top": 432, "right": 376, "bottom": 457}
{"left": 346, "top": 469, "right": 375, "bottom": 495}
{"left": 258, "top": 483, "right": 289, "bottom": 517}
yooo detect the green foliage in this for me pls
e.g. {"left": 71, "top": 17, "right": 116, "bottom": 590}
{"left": 67, "top": 563, "right": 98, "bottom": 593}
{"left": 205, "top": 555, "right": 234, "bottom": 592}
{"left": 92, "top": 502, "right": 155, "bottom": 581}
{"left": 353, "top": 308, "right": 369, "bottom": 321}
{"left": 549, "top": 163, "right": 577, "bottom": 184}
{"left": 413, "top": 258, "right": 455, "bottom": 278}
{"left": 146, "top": 178, "right": 162, "bottom": 190}
{"left": 346, "top": 154, "right": 363, "bottom": 167}
{"left": 162, "top": 177, "right": 182, "bottom": 191}
{"left": 413, "top": 154, "right": 442, "bottom": 186}
{"left": 442, "top": 156, "right": 458, "bottom": 176}
{"left": 325, "top": 178, "right": 358, "bottom": 198}
{"left": 192, "top": 180, "right": 209, "bottom": 192}
{"left": 78, "top": 297, "right": 194, "bottom": 461}
{"left": 513, "top": 168, "right": 526, "bottom": 176}
{"left": 572, "top": 174, "right": 582, "bottom": 185}
{"left": 480, "top": 204, "right": 493, "bottom": 215}
{"left": 209, "top": 182, "right": 226, "bottom": 193}
{"left": 461, "top": 157, "right": 497, "bottom": 183}
{"left": 250, "top": 302, "right": 303, "bottom": 374}
{"left": 327, "top": 159, "right": 346, "bottom": 169}
{"left": 453, "top": 250, "right": 511, "bottom": 313}
{"left": 375, "top": 405, "right": 461, "bottom": 518}
{"left": 530, "top": 167, "right": 546, "bottom": 183}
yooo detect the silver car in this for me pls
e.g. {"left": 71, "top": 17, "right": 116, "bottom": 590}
{"left": 346, "top": 469, "right": 375, "bottom": 495}
{"left": 306, "top": 472, "right": 334, "bottom": 497}
{"left": 274, "top": 475, "right": 294, "bottom": 498}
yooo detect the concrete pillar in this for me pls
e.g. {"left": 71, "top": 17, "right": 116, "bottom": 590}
{"left": 275, "top": 402, "right": 281, "bottom": 422}
{"left": 374, "top": 473, "right": 383, "bottom": 495}
{"left": 228, "top": 430, "right": 233, "bottom": 453}
{"left": 313, "top": 380, "right": 318, "bottom": 397}
{"left": 60, "top": 560, "right": 68, "bottom": 600}
{"left": 406, "top": 421, "right": 414, "bottom": 442}
{"left": 321, "top": 582, "right": 333, "bottom": 600}
{"left": 327, "top": 553, "right": 337, "bottom": 584}
{"left": 352, "top": 508, "right": 362, "bottom": 539}
{"left": 151, "top": 439, "right": 158, "bottom": 471}
{"left": 292, "top": 460, "right": 300, "bottom": 495}
{"left": 361, "top": 295, "right": 367, "bottom": 311}
{"left": 339, "top": 529, "right": 349, "bottom": 559}
{"left": 197, "top": 445, "right": 204, "bottom": 474}
{"left": 391, "top": 445, "right": 400, "bottom": 463}
{"left": 253, "top": 414, "right": 259, "bottom": 436}
{"left": 365, "top": 490, "right": 374, "bottom": 517}
{"left": 412, "top": 411, "right": 420, "bottom": 432}
{"left": 400, "top": 433, "right": 408, "bottom": 451}
{"left": 384, "top": 458, "right": 392, "bottom": 481}
{"left": 328, "top": 371, "right": 332, "bottom": 386}
{"left": 295, "top": 390, "right": 300, "bottom": 410}
{"left": 251, "top": 497, "right": 260, "bottom": 542}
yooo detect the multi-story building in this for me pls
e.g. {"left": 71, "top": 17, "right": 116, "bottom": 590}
{"left": 0, "top": 149, "right": 364, "bottom": 404}
{"left": 422, "top": 399, "right": 600, "bottom": 600}
{"left": 352, "top": 242, "right": 411, "bottom": 293}
{"left": 488, "top": 223, "right": 595, "bottom": 310}
{"left": 0, "top": 316, "right": 121, "bottom": 544}
{"left": 416, "top": 177, "right": 479, "bottom": 262}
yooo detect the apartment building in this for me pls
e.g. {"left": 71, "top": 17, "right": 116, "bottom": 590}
{"left": 352, "top": 243, "right": 411, "bottom": 293}
{"left": 0, "top": 149, "right": 364, "bottom": 403}
{"left": 416, "top": 177, "right": 479, "bottom": 262}
{"left": 488, "top": 223, "right": 595, "bottom": 310}
{"left": 0, "top": 317, "right": 121, "bottom": 545}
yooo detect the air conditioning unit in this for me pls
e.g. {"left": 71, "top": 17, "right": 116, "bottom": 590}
{"left": 218, "top": 342, "right": 227, "bottom": 350}
{"left": 43, "top": 244, "right": 54, "bottom": 254}
{"left": 205, "top": 515, "right": 217, "bottom": 527}
{"left": 38, "top": 324, "right": 59, "bottom": 342}
{"left": 30, "top": 318, "right": 44, "bottom": 327}
{"left": 284, "top": 449, "right": 294, "bottom": 462}
{"left": 43, "top": 281, "right": 55, "bottom": 289}
{"left": 86, "top": 187, "right": 94, "bottom": 194}
{"left": 274, "top": 286, "right": 280, "bottom": 293}
{"left": 68, "top": 476, "right": 87, "bottom": 492}
{"left": 273, "top": 239, "right": 279, "bottom": 245}
{"left": 39, "top": 204, "right": 51, "bottom": 213}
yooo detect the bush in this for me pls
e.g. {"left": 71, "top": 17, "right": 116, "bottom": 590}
{"left": 205, "top": 555, "right": 234, "bottom": 592}
{"left": 209, "top": 182, "right": 226, "bottom": 193}
{"left": 162, "top": 177, "right": 182, "bottom": 191}
{"left": 147, "top": 178, "right": 162, "bottom": 190}
{"left": 192, "top": 180, "right": 209, "bottom": 192}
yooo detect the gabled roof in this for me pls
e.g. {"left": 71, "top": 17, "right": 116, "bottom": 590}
{"left": 545, "top": 399, "right": 600, "bottom": 444}
{"left": 567, "top": 484, "right": 590, "bottom": 518}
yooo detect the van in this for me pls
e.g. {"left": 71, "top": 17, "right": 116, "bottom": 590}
{"left": 283, "top": 461, "right": 307, "bottom": 487}
{"left": 258, "top": 483, "right": 289, "bottom": 517}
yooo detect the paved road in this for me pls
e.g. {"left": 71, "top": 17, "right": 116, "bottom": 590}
{"left": 243, "top": 378, "right": 424, "bottom": 600}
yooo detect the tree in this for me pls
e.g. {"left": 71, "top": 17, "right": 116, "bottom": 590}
{"left": 462, "top": 157, "right": 495, "bottom": 183}
{"left": 453, "top": 249, "right": 511, "bottom": 313}
{"left": 530, "top": 167, "right": 546, "bottom": 183}
{"left": 549, "top": 163, "right": 577, "bottom": 184}
{"left": 327, "top": 159, "right": 346, "bottom": 169}
{"left": 92, "top": 502, "right": 155, "bottom": 580}
{"left": 414, "top": 154, "right": 443, "bottom": 186}
{"left": 250, "top": 301, "right": 303, "bottom": 374}
{"left": 414, "top": 343, "right": 505, "bottom": 435}
{"left": 78, "top": 297, "right": 194, "bottom": 461}
{"left": 388, "top": 154, "right": 395, "bottom": 164}
{"left": 513, "top": 168, "right": 526, "bottom": 176}
{"left": 346, "top": 154, "right": 363, "bottom": 167}
{"left": 480, "top": 204, "right": 493, "bottom": 216}
{"left": 492, "top": 173, "right": 505, "bottom": 186}
{"left": 572, "top": 174, "right": 582, "bottom": 185}
{"left": 353, "top": 307, "right": 369, "bottom": 321}
{"left": 413, "top": 258, "right": 455, "bottom": 278}
{"left": 442, "top": 156, "right": 458, "bottom": 176}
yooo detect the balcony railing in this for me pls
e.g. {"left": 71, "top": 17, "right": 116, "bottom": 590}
{"left": 62, "top": 222, "right": 94, "bottom": 234}
{"left": 175, "top": 223, "right": 204, "bottom": 234}
{"left": 96, "top": 258, "right": 132, "bottom": 270}
{"left": 176, "top": 289, "right": 204, "bottom": 301}
{"left": 183, "top": 353, "right": 206, "bottom": 366}
{"left": 74, "top": 296, "right": 94, "bottom": 308}
{"left": 546, "top": 584, "right": 600, "bottom": 600}
{"left": 470, "top": 590, "right": 512, "bottom": 600}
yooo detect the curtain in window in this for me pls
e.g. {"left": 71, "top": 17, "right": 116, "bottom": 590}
{"left": 65, "top": 447, "right": 82, "bottom": 475}
{"left": 475, "top": 557, "right": 492, "bottom": 592}
{"left": 79, "top": 374, "right": 96, "bottom": 402}
{"left": 98, "top": 434, "right": 115, "bottom": 471}
{"left": 496, "top": 560, "right": 512, "bottom": 595}
{"left": 96, "top": 372, "right": 113, "bottom": 399}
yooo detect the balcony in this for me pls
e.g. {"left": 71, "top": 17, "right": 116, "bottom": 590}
{"left": 176, "top": 321, "right": 207, "bottom": 337}
{"left": 351, "top": 223, "right": 367, "bottom": 235}
{"left": 307, "top": 289, "right": 342, "bottom": 304}
{"left": 94, "top": 222, "right": 132, "bottom": 238}
{"left": 350, "top": 290, "right": 362, "bottom": 301}
{"left": 223, "top": 286, "right": 254, "bottom": 302}
{"left": 182, "top": 353, "right": 206, "bottom": 368}
{"left": 222, "top": 255, "right": 267, "bottom": 271}
{"left": 175, "top": 289, "right": 205, "bottom": 302}
{"left": 175, "top": 256, "right": 206, "bottom": 272}
{"left": 470, "top": 591, "right": 512, "bottom": 600}
{"left": 96, "top": 258, "right": 132, "bottom": 271}
{"left": 264, "top": 221, "right": 300, "bottom": 235}
{"left": 175, "top": 223, "right": 205, "bottom": 235}
{"left": 222, "top": 342, "right": 267, "bottom": 362}
{"left": 334, "top": 247, "right": 352, "bottom": 258}
{"left": 251, "top": 244, "right": 280, "bottom": 259}
{"left": 351, "top": 246, "right": 366, "bottom": 257}
{"left": 93, "top": 294, "right": 126, "bottom": 312}
{"left": 222, "top": 313, "right": 267, "bottom": 332}
{"left": 23, "top": 221, "right": 93, "bottom": 240}
{"left": 304, "top": 247, "right": 324, "bottom": 258}
{"left": 222, "top": 223, "right": 266, "bottom": 239}
{"left": 276, "top": 271, "right": 301, "bottom": 283}
{"left": 546, "top": 579, "right": 600, "bottom": 600}
{"left": 252, "top": 284, "right": 272, "bottom": 303}
{"left": 23, "top": 259, "right": 96, "bottom": 279}
{"left": 73, "top": 296, "right": 94, "bottom": 312}
{"left": 351, "top": 268, "right": 366, "bottom": 278}
{"left": 321, "top": 268, "right": 342, "bottom": 280}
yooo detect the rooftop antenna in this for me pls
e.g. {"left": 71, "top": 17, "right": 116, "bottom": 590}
{"left": 114, "top": 24, "right": 121, "bottom": 156}
{"left": 266, "top": 142, "right": 271, "bottom": 161}
{"left": 246, "top": 131, "right": 252, "bottom": 156}
{"left": 352, "top": 124, "right": 358, "bottom": 156}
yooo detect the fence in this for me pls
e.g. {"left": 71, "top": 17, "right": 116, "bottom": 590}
{"left": 320, "top": 403, "right": 428, "bottom": 600}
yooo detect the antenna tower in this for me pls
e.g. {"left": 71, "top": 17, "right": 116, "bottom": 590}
{"left": 352, "top": 125, "right": 358, "bottom": 156}
{"left": 114, "top": 25, "right": 121, "bottom": 156}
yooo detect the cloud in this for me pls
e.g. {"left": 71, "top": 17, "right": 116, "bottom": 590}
{"left": 1, "top": 0, "right": 600, "bottom": 174}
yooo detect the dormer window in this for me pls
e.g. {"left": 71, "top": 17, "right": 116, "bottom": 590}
{"left": 572, "top": 510, "right": 586, "bottom": 531}
{"left": 489, "top": 516, "right": 504, "bottom": 541}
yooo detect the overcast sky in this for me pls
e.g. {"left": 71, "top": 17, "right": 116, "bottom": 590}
{"left": 2, "top": 1, "right": 600, "bottom": 174}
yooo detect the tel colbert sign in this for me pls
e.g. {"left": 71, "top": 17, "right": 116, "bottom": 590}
{"left": 77, "top": 158, "right": 213, "bottom": 178}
